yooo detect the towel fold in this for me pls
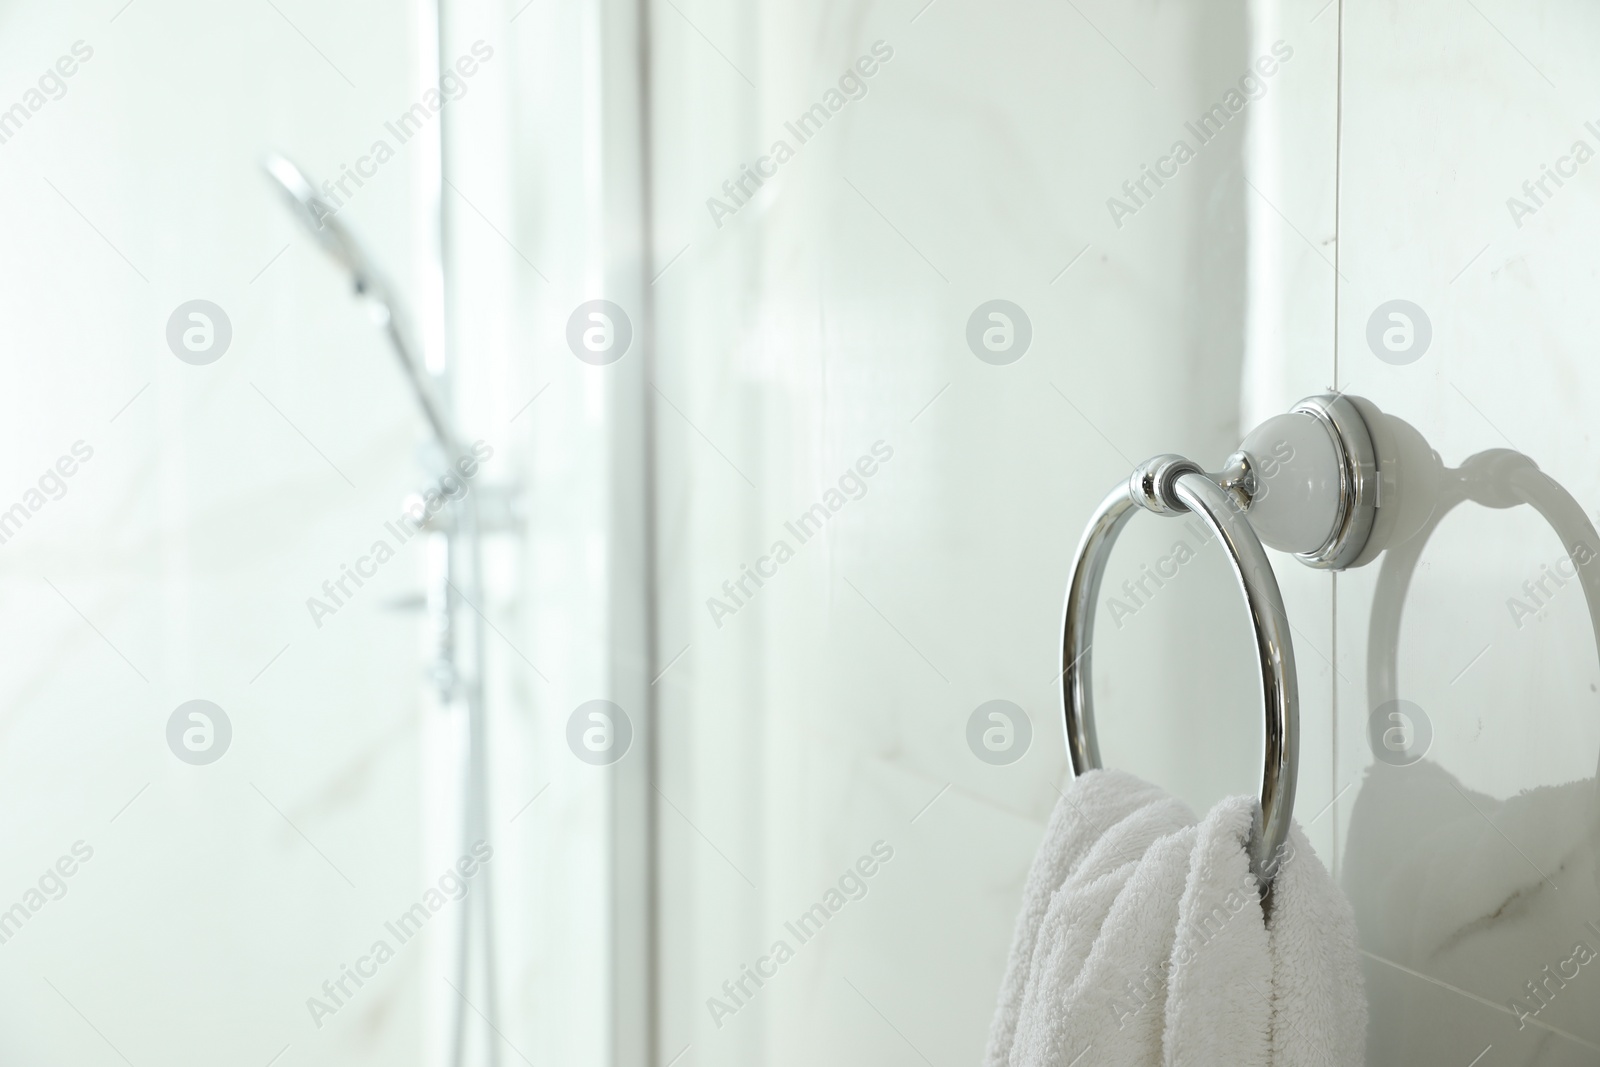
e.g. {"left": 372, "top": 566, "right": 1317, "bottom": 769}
{"left": 986, "top": 769, "right": 1365, "bottom": 1066}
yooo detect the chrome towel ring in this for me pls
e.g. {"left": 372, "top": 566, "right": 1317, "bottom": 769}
{"left": 1060, "top": 394, "right": 1381, "bottom": 894}
{"left": 1061, "top": 457, "right": 1299, "bottom": 892}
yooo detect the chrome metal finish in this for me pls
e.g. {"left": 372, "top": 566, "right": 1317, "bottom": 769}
{"left": 1062, "top": 460, "right": 1300, "bottom": 894}
{"left": 1059, "top": 393, "right": 1384, "bottom": 892}
{"left": 262, "top": 154, "right": 463, "bottom": 460}
{"left": 1214, "top": 450, "right": 1257, "bottom": 512}
{"left": 1129, "top": 453, "right": 1204, "bottom": 515}
{"left": 1292, "top": 393, "right": 1379, "bottom": 570}
{"left": 1061, "top": 485, "right": 1139, "bottom": 773}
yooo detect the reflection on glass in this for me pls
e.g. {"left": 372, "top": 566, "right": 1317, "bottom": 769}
{"left": 1347, "top": 412, "right": 1600, "bottom": 1063}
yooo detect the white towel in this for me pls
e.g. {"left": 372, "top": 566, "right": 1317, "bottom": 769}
{"left": 987, "top": 768, "right": 1366, "bottom": 1066}
{"left": 1343, "top": 761, "right": 1600, "bottom": 1064}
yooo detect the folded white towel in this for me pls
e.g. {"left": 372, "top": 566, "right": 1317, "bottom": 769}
{"left": 986, "top": 768, "right": 1366, "bottom": 1066}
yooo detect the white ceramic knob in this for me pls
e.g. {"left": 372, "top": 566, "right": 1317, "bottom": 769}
{"left": 1238, "top": 412, "right": 1341, "bottom": 555}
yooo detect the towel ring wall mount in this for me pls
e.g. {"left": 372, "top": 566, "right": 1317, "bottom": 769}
{"left": 1062, "top": 393, "right": 1381, "bottom": 893}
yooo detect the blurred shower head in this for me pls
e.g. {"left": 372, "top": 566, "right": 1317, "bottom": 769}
{"left": 261, "top": 149, "right": 461, "bottom": 456}
{"left": 261, "top": 152, "right": 382, "bottom": 297}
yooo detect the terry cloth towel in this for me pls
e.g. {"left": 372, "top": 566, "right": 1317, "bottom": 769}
{"left": 985, "top": 768, "right": 1365, "bottom": 1066}
{"left": 1343, "top": 761, "right": 1600, "bottom": 1065}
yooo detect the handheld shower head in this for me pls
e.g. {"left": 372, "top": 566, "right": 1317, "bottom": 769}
{"left": 261, "top": 152, "right": 381, "bottom": 296}
{"left": 262, "top": 149, "right": 461, "bottom": 456}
